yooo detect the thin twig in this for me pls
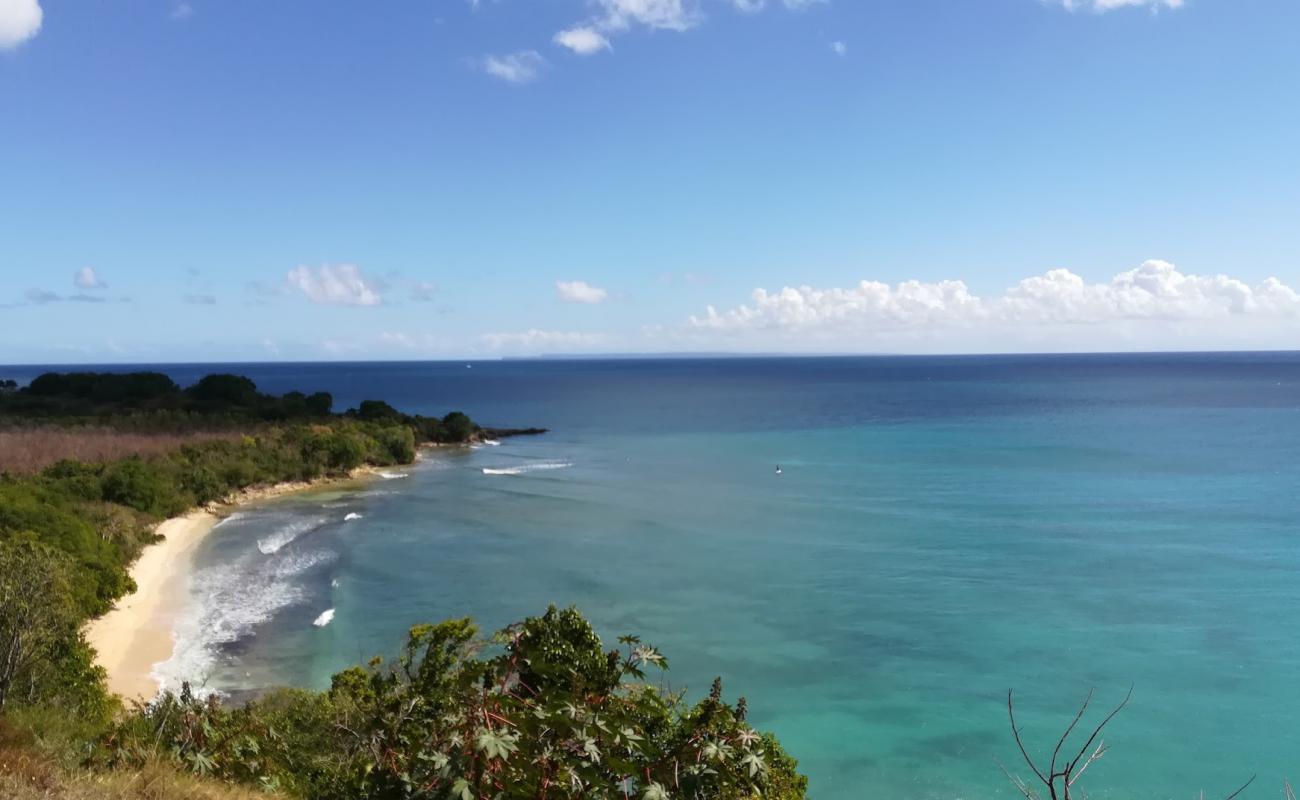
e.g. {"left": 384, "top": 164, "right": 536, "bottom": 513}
{"left": 1051, "top": 689, "right": 1094, "bottom": 779}
{"left": 996, "top": 758, "right": 1041, "bottom": 799}
{"left": 1065, "top": 686, "right": 1132, "bottom": 775}
{"left": 1223, "top": 775, "right": 1256, "bottom": 800}
{"left": 1066, "top": 742, "right": 1107, "bottom": 787}
{"left": 1008, "top": 690, "right": 1049, "bottom": 787}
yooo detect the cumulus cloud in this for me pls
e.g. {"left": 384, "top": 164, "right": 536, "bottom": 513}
{"left": 480, "top": 329, "right": 606, "bottom": 352}
{"left": 1058, "top": 0, "right": 1183, "bottom": 12}
{"left": 596, "top": 0, "right": 701, "bottom": 32}
{"left": 687, "top": 261, "right": 1300, "bottom": 348}
{"left": 555, "top": 0, "right": 824, "bottom": 57}
{"left": 556, "top": 280, "right": 609, "bottom": 304}
{"left": 481, "top": 50, "right": 546, "bottom": 84}
{"left": 0, "top": 0, "right": 42, "bottom": 50}
{"left": 830, "top": 40, "right": 846, "bottom": 56}
{"left": 554, "top": 26, "right": 612, "bottom": 55}
{"left": 286, "top": 264, "right": 382, "bottom": 306}
{"left": 73, "top": 267, "right": 106, "bottom": 289}
{"left": 170, "top": 2, "right": 193, "bottom": 20}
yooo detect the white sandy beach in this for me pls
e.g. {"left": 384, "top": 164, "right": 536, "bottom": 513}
{"left": 83, "top": 471, "right": 387, "bottom": 700}
{"left": 84, "top": 509, "right": 218, "bottom": 701}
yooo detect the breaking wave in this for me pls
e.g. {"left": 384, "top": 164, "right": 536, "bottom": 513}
{"left": 153, "top": 548, "right": 337, "bottom": 696}
{"left": 313, "top": 609, "right": 335, "bottom": 627}
{"left": 257, "top": 517, "right": 328, "bottom": 554}
{"left": 481, "top": 461, "right": 572, "bottom": 476}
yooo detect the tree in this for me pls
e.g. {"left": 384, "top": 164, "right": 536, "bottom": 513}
{"left": 355, "top": 400, "right": 400, "bottom": 422}
{"left": 305, "top": 391, "right": 333, "bottom": 416}
{"left": 0, "top": 540, "right": 89, "bottom": 711}
{"left": 187, "top": 374, "right": 259, "bottom": 410}
{"left": 441, "top": 411, "right": 475, "bottom": 442}
{"left": 1003, "top": 688, "right": 1255, "bottom": 800}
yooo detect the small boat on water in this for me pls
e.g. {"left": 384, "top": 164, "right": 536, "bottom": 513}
{"left": 775, "top": 465, "right": 783, "bottom": 475}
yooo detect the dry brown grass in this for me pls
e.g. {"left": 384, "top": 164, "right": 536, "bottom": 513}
{"left": 0, "top": 762, "right": 279, "bottom": 800}
{"left": 0, "top": 428, "right": 241, "bottom": 474}
{"left": 0, "top": 725, "right": 275, "bottom": 800}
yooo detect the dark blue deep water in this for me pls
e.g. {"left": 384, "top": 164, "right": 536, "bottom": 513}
{"left": 8, "top": 354, "right": 1300, "bottom": 798}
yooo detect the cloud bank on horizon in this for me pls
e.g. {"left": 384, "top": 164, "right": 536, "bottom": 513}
{"left": 690, "top": 261, "right": 1299, "bottom": 335}
{"left": 674, "top": 261, "right": 1299, "bottom": 354}
{"left": 8, "top": 259, "right": 1299, "bottom": 358}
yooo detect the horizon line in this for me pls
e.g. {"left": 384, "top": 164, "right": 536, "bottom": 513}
{"left": 3, "top": 348, "right": 1300, "bottom": 369}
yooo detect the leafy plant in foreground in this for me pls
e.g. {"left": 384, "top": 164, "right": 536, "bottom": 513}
{"left": 106, "top": 607, "right": 807, "bottom": 800}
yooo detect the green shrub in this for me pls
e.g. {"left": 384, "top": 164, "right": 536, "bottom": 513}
{"left": 106, "top": 607, "right": 807, "bottom": 800}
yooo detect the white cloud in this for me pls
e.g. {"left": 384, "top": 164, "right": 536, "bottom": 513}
{"left": 734, "top": 0, "right": 825, "bottom": 11}
{"left": 171, "top": 2, "right": 193, "bottom": 20}
{"left": 73, "top": 266, "right": 106, "bottom": 289}
{"left": 550, "top": 0, "right": 700, "bottom": 58}
{"left": 482, "top": 50, "right": 545, "bottom": 84}
{"left": 556, "top": 0, "right": 825, "bottom": 61}
{"left": 1058, "top": 0, "right": 1183, "bottom": 12}
{"left": 554, "top": 26, "right": 612, "bottom": 55}
{"left": 596, "top": 0, "right": 701, "bottom": 32}
{"left": 480, "top": 329, "right": 606, "bottom": 353}
{"left": 286, "top": 264, "right": 382, "bottom": 306}
{"left": 556, "top": 280, "right": 609, "bottom": 304}
{"left": 0, "top": 0, "right": 41, "bottom": 50}
{"left": 686, "top": 261, "right": 1300, "bottom": 350}
{"left": 830, "top": 40, "right": 846, "bottom": 56}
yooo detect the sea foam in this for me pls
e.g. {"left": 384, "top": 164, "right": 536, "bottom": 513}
{"left": 153, "top": 547, "right": 338, "bottom": 696}
{"left": 481, "top": 461, "right": 572, "bottom": 476}
{"left": 313, "top": 609, "right": 335, "bottom": 627}
{"left": 257, "top": 517, "right": 327, "bottom": 554}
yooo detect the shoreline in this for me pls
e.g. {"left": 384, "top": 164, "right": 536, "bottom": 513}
{"left": 83, "top": 468, "right": 385, "bottom": 702}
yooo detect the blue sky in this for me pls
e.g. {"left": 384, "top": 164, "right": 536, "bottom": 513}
{"left": 2, "top": 0, "right": 1298, "bottom": 363}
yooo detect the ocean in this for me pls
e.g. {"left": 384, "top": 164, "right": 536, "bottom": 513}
{"left": 11, "top": 354, "right": 1300, "bottom": 798}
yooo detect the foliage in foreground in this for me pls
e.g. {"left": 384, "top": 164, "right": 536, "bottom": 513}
{"left": 102, "top": 606, "right": 807, "bottom": 800}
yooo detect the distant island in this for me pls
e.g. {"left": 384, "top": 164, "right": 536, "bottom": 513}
{"left": 0, "top": 371, "right": 806, "bottom": 800}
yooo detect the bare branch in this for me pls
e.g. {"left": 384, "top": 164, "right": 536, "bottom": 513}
{"left": 1051, "top": 689, "right": 1094, "bottom": 779}
{"left": 1065, "top": 685, "right": 1132, "bottom": 774}
{"left": 997, "top": 758, "right": 1041, "bottom": 800}
{"left": 1008, "top": 689, "right": 1049, "bottom": 787}
{"left": 1223, "top": 775, "right": 1255, "bottom": 800}
{"left": 1066, "top": 741, "right": 1108, "bottom": 787}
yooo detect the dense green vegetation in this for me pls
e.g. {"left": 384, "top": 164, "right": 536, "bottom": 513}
{"left": 0, "top": 372, "right": 485, "bottom": 620}
{"left": 0, "top": 371, "right": 804, "bottom": 798}
{"left": 100, "top": 607, "right": 805, "bottom": 799}
{"left": 0, "top": 370, "right": 481, "bottom": 444}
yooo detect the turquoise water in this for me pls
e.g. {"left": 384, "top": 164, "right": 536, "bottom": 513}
{"left": 102, "top": 354, "right": 1299, "bottom": 798}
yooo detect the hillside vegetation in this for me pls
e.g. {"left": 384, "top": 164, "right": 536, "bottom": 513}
{"left": 0, "top": 371, "right": 807, "bottom": 799}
